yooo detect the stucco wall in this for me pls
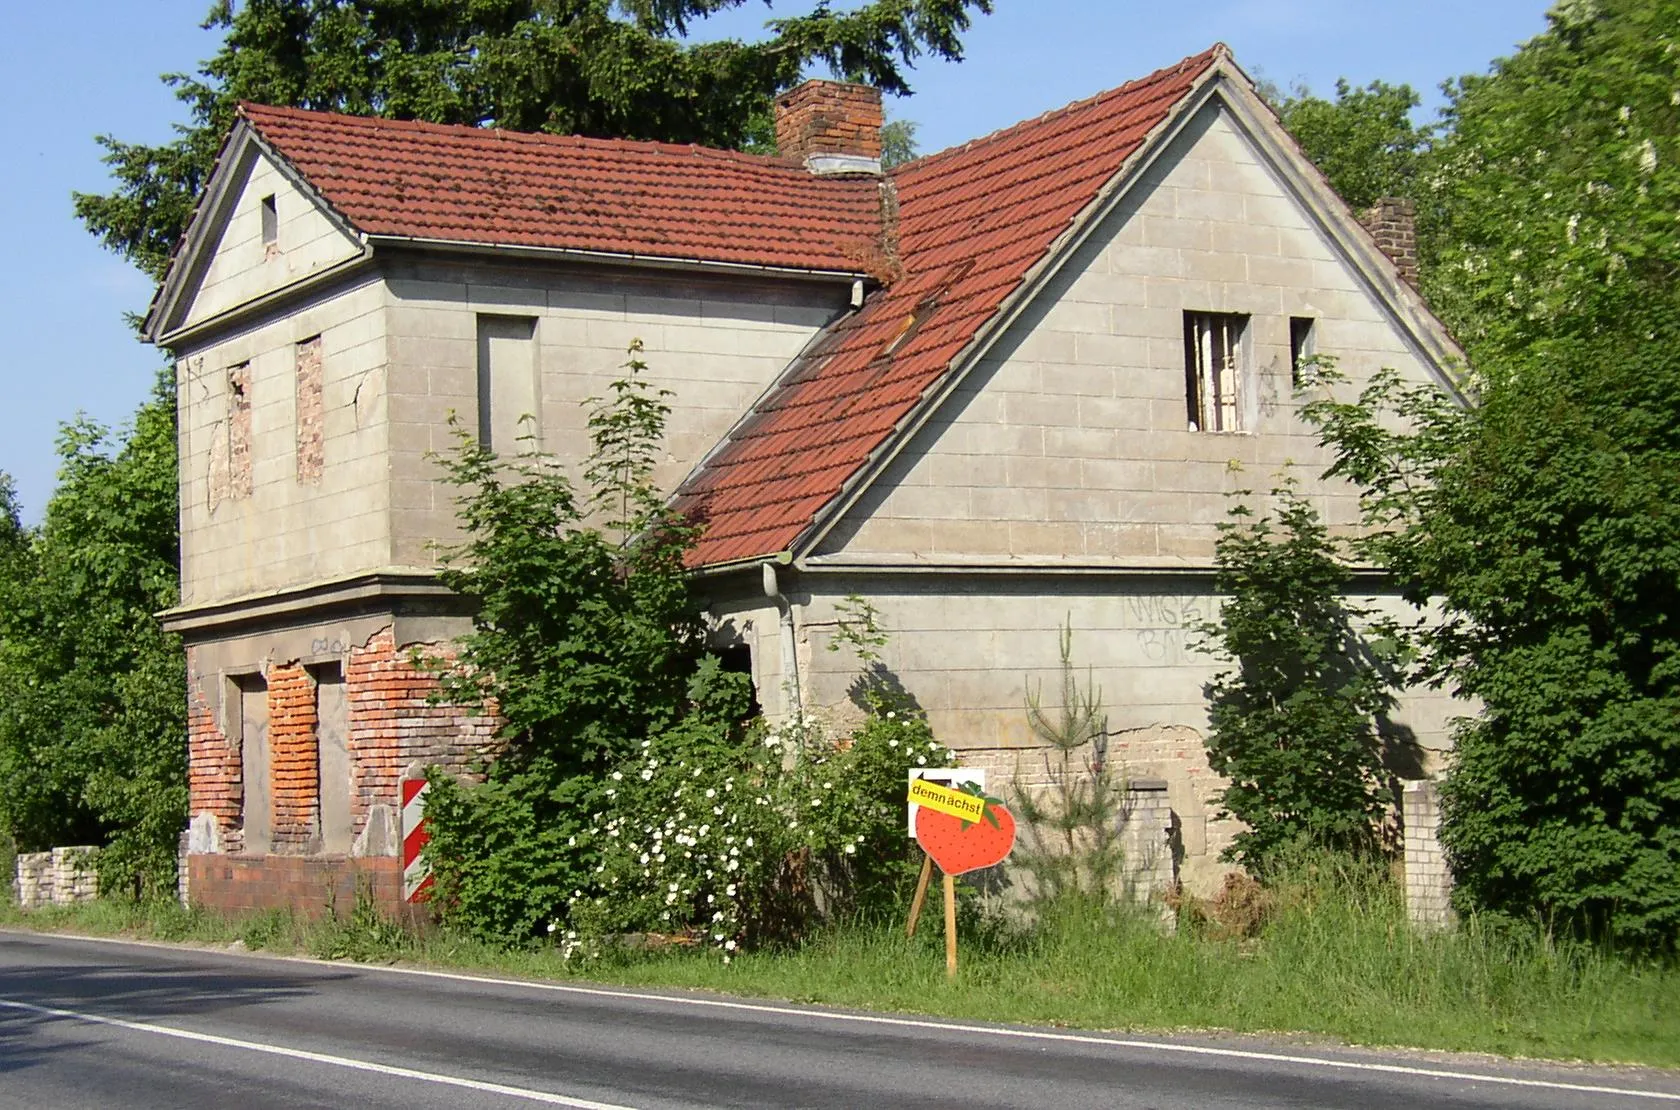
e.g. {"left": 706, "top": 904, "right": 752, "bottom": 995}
{"left": 773, "top": 577, "right": 1456, "bottom": 894}
{"left": 176, "top": 277, "right": 391, "bottom": 606}
{"left": 817, "top": 99, "right": 1448, "bottom": 564}
{"left": 377, "top": 257, "right": 848, "bottom": 568}
{"left": 182, "top": 149, "right": 361, "bottom": 331}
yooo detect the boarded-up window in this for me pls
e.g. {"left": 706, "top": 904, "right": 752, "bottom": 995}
{"left": 296, "top": 336, "right": 324, "bottom": 483}
{"left": 229, "top": 363, "right": 253, "bottom": 498}
{"left": 476, "top": 316, "right": 540, "bottom": 453}
{"left": 1183, "top": 312, "right": 1247, "bottom": 433}
{"left": 312, "top": 663, "right": 352, "bottom": 855}
{"left": 235, "top": 674, "right": 270, "bottom": 854}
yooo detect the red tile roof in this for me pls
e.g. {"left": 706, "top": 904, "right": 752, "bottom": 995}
{"left": 675, "top": 47, "right": 1222, "bottom": 567}
{"left": 239, "top": 104, "right": 884, "bottom": 274}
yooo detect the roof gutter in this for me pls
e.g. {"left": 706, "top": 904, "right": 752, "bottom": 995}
{"left": 363, "top": 234, "right": 870, "bottom": 286}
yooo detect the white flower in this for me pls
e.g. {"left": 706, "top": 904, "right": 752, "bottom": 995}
{"left": 916, "top": 755, "right": 926, "bottom": 765}
{"left": 567, "top": 836, "right": 576, "bottom": 847}
{"left": 1639, "top": 138, "right": 1658, "bottom": 175}
{"left": 725, "top": 940, "right": 737, "bottom": 952}
{"left": 640, "top": 769, "right": 654, "bottom": 781}
{"left": 611, "top": 771, "right": 623, "bottom": 781}
{"left": 665, "top": 892, "right": 677, "bottom": 904}
{"left": 745, "top": 837, "right": 754, "bottom": 848}
{"left": 661, "top": 911, "right": 671, "bottom": 921}
{"left": 699, "top": 824, "right": 710, "bottom": 837}
{"left": 889, "top": 739, "right": 897, "bottom": 748}
{"left": 547, "top": 921, "right": 557, "bottom": 933}
{"left": 639, "top": 853, "right": 650, "bottom": 865}
{"left": 886, "top": 711, "right": 896, "bottom": 720}
{"left": 705, "top": 788, "right": 716, "bottom": 799}
{"left": 726, "top": 884, "right": 737, "bottom": 896}
{"left": 641, "top": 740, "right": 651, "bottom": 749}
{"left": 722, "top": 955, "right": 732, "bottom": 965}
{"left": 726, "top": 858, "right": 739, "bottom": 871}
{"left": 844, "top": 843, "right": 857, "bottom": 855}
{"left": 713, "top": 910, "right": 724, "bottom": 922}
{"left": 823, "top": 782, "right": 833, "bottom": 790}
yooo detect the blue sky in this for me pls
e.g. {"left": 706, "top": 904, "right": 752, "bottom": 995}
{"left": 0, "top": 1, "right": 1550, "bottom": 521}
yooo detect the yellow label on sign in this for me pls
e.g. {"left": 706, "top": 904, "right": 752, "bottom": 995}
{"left": 908, "top": 777, "right": 986, "bottom": 824}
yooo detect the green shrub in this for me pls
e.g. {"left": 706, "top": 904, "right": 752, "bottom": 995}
{"left": 567, "top": 695, "right": 951, "bottom": 961}
{"left": 1306, "top": 317, "right": 1680, "bottom": 951}
{"left": 1196, "top": 476, "right": 1400, "bottom": 874}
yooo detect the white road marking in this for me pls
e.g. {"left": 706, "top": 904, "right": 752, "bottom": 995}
{"left": 0, "top": 997, "right": 636, "bottom": 1110}
{"left": 7, "top": 929, "right": 1678, "bottom": 1104}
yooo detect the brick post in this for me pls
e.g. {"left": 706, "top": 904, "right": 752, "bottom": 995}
{"left": 1402, "top": 780, "right": 1454, "bottom": 929}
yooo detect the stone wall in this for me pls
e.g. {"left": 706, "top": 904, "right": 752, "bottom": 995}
{"left": 15, "top": 847, "right": 100, "bottom": 909}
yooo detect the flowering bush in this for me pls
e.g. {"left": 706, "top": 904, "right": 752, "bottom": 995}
{"left": 562, "top": 701, "right": 953, "bottom": 961}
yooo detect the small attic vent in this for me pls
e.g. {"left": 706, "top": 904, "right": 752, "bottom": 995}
{"left": 260, "top": 194, "right": 278, "bottom": 249}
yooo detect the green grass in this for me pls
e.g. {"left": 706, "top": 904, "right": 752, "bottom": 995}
{"left": 3, "top": 865, "right": 1676, "bottom": 1069}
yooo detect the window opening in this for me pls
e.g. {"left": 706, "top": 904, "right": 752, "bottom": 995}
{"left": 1183, "top": 312, "right": 1248, "bottom": 432}
{"left": 1289, "top": 316, "right": 1317, "bottom": 386}
{"left": 260, "top": 194, "right": 278, "bottom": 248}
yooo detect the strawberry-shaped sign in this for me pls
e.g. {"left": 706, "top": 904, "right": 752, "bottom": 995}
{"left": 910, "top": 778, "right": 1016, "bottom": 876}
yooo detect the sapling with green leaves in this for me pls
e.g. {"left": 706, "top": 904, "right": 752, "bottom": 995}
{"left": 1010, "top": 622, "right": 1131, "bottom": 908}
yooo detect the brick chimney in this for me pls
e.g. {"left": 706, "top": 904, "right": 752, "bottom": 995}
{"left": 1360, "top": 197, "right": 1419, "bottom": 287}
{"left": 774, "top": 79, "right": 883, "bottom": 176}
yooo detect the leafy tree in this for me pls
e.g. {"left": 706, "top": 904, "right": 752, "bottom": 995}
{"left": 1421, "top": 0, "right": 1680, "bottom": 362}
{"left": 421, "top": 342, "right": 708, "bottom": 938}
{"left": 1274, "top": 78, "right": 1429, "bottom": 212}
{"left": 1197, "top": 475, "right": 1399, "bottom": 875}
{"left": 0, "top": 373, "right": 186, "bottom": 896}
{"left": 1306, "top": 314, "right": 1680, "bottom": 949}
{"left": 76, "top": 0, "right": 992, "bottom": 280}
{"left": 881, "top": 117, "right": 919, "bottom": 168}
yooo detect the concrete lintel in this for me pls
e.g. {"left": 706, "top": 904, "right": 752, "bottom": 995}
{"left": 160, "top": 569, "right": 461, "bottom": 638}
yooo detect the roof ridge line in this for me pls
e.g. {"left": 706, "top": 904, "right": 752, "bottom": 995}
{"left": 892, "top": 44, "right": 1223, "bottom": 179}
{"left": 236, "top": 101, "right": 812, "bottom": 173}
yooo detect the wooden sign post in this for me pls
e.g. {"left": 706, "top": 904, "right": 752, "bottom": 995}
{"left": 906, "top": 772, "right": 1016, "bottom": 978}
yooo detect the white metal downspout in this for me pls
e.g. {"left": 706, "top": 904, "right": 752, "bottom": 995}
{"left": 761, "top": 561, "right": 803, "bottom": 721}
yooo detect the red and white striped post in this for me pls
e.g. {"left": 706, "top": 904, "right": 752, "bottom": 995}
{"left": 400, "top": 771, "right": 433, "bottom": 903}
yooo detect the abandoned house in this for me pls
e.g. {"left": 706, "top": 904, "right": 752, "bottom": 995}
{"left": 142, "top": 44, "right": 1465, "bottom": 913}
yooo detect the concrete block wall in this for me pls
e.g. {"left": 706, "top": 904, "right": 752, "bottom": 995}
{"left": 770, "top": 578, "right": 1458, "bottom": 895}
{"left": 379, "top": 258, "right": 847, "bottom": 569}
{"left": 1403, "top": 779, "right": 1454, "bottom": 928}
{"left": 818, "top": 100, "right": 1443, "bottom": 566}
{"left": 183, "top": 150, "right": 361, "bottom": 331}
{"left": 177, "top": 276, "right": 391, "bottom": 606}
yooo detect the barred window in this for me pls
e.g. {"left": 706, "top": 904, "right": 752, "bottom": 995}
{"left": 1183, "top": 311, "right": 1248, "bottom": 432}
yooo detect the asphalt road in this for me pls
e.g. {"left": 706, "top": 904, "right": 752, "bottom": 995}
{"left": 1, "top": 931, "right": 1676, "bottom": 1109}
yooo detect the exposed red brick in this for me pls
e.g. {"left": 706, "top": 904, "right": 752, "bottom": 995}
{"left": 186, "top": 648, "right": 244, "bottom": 851}
{"left": 1360, "top": 197, "right": 1419, "bottom": 287}
{"left": 187, "top": 854, "right": 410, "bottom": 920}
{"left": 267, "top": 663, "right": 320, "bottom": 851}
{"left": 775, "top": 80, "right": 884, "bottom": 162}
{"left": 228, "top": 363, "right": 252, "bottom": 500}
{"left": 345, "top": 627, "right": 498, "bottom": 829}
{"left": 295, "top": 336, "right": 323, "bottom": 483}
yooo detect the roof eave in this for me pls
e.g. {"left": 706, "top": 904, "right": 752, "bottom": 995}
{"left": 363, "top": 234, "right": 870, "bottom": 285}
